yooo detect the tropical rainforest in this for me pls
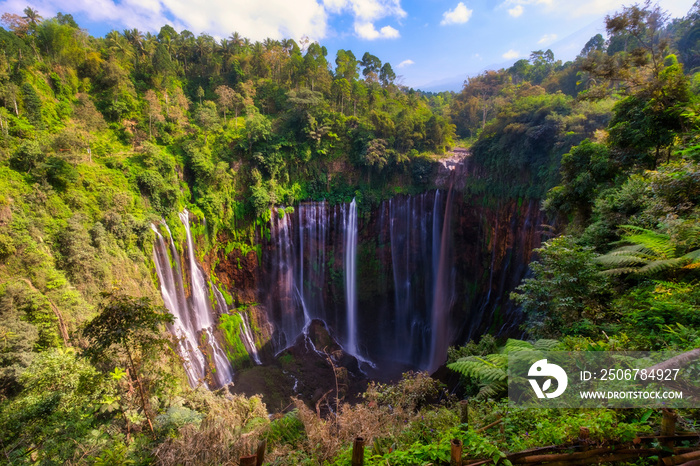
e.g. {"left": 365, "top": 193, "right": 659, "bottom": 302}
{"left": 0, "top": 1, "right": 699, "bottom": 464}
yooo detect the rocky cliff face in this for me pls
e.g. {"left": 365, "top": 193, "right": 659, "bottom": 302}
{"left": 209, "top": 155, "right": 546, "bottom": 374}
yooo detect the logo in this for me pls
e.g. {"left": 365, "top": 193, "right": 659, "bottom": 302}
{"left": 528, "top": 359, "right": 568, "bottom": 399}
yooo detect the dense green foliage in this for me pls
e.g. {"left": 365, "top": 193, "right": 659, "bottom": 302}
{"left": 510, "top": 2, "right": 700, "bottom": 353}
{"left": 0, "top": 1, "right": 699, "bottom": 464}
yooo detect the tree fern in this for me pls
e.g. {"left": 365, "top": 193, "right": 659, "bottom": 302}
{"left": 596, "top": 225, "right": 700, "bottom": 276}
{"left": 447, "top": 338, "right": 562, "bottom": 400}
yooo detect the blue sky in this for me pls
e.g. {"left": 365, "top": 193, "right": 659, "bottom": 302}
{"left": 0, "top": 0, "right": 695, "bottom": 91}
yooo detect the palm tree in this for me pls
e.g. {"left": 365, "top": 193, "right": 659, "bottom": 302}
{"left": 176, "top": 30, "right": 195, "bottom": 74}
{"left": 263, "top": 37, "right": 278, "bottom": 50}
{"left": 124, "top": 28, "right": 145, "bottom": 66}
{"left": 144, "top": 32, "right": 158, "bottom": 65}
{"left": 229, "top": 32, "right": 243, "bottom": 52}
{"left": 22, "top": 7, "right": 42, "bottom": 28}
{"left": 107, "top": 31, "right": 135, "bottom": 64}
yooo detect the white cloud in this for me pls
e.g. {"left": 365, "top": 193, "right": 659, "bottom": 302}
{"left": 397, "top": 59, "right": 414, "bottom": 68}
{"left": 508, "top": 5, "right": 523, "bottom": 17}
{"left": 502, "top": 49, "right": 520, "bottom": 59}
{"left": 2, "top": 0, "right": 408, "bottom": 42}
{"left": 556, "top": 0, "right": 691, "bottom": 19}
{"left": 161, "top": 0, "right": 329, "bottom": 40}
{"left": 355, "top": 22, "right": 399, "bottom": 39}
{"left": 440, "top": 2, "right": 473, "bottom": 25}
{"left": 322, "top": 0, "right": 406, "bottom": 20}
{"left": 500, "top": 0, "right": 553, "bottom": 15}
{"left": 323, "top": 0, "right": 405, "bottom": 39}
{"left": 538, "top": 33, "right": 557, "bottom": 44}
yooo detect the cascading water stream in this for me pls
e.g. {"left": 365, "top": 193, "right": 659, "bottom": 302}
{"left": 151, "top": 211, "right": 240, "bottom": 388}
{"left": 178, "top": 210, "right": 234, "bottom": 387}
{"left": 151, "top": 225, "right": 206, "bottom": 387}
{"left": 428, "top": 179, "right": 456, "bottom": 373}
{"left": 344, "top": 198, "right": 358, "bottom": 355}
{"left": 240, "top": 313, "right": 262, "bottom": 365}
{"left": 264, "top": 192, "right": 457, "bottom": 371}
{"left": 269, "top": 209, "right": 309, "bottom": 351}
{"left": 179, "top": 210, "right": 213, "bottom": 330}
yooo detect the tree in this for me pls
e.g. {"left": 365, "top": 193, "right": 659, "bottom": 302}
{"left": 334, "top": 49, "right": 358, "bottom": 81}
{"left": 332, "top": 78, "right": 351, "bottom": 114}
{"left": 581, "top": 1, "right": 671, "bottom": 95}
{"left": 379, "top": 62, "right": 395, "bottom": 87}
{"left": 194, "top": 101, "right": 220, "bottom": 142}
{"left": 512, "top": 236, "right": 612, "bottom": 338}
{"left": 10, "top": 140, "right": 44, "bottom": 173}
{"left": 580, "top": 34, "right": 605, "bottom": 56}
{"left": 144, "top": 89, "right": 164, "bottom": 139}
{"left": 351, "top": 80, "right": 367, "bottom": 117}
{"left": 605, "top": 1, "right": 668, "bottom": 76}
{"left": 1, "top": 12, "right": 29, "bottom": 36}
{"left": 457, "top": 70, "right": 509, "bottom": 130}
{"left": 607, "top": 56, "right": 690, "bottom": 169}
{"left": 361, "top": 52, "right": 381, "bottom": 82}
{"left": 544, "top": 139, "right": 614, "bottom": 224}
{"left": 361, "top": 138, "right": 389, "bottom": 176}
{"left": 22, "top": 7, "right": 42, "bottom": 30}
{"left": 82, "top": 293, "right": 173, "bottom": 435}
{"left": 303, "top": 42, "right": 329, "bottom": 92}
{"left": 215, "top": 85, "right": 236, "bottom": 124}
{"left": 21, "top": 82, "right": 43, "bottom": 128}
{"left": 241, "top": 109, "right": 271, "bottom": 154}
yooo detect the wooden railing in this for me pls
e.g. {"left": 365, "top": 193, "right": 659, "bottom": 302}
{"left": 239, "top": 409, "right": 699, "bottom": 465}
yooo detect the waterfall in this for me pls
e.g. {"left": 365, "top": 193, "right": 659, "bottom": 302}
{"left": 344, "top": 198, "right": 358, "bottom": 355}
{"left": 428, "top": 182, "right": 455, "bottom": 373}
{"left": 263, "top": 193, "right": 456, "bottom": 370}
{"left": 298, "top": 202, "right": 329, "bottom": 321}
{"left": 151, "top": 211, "right": 236, "bottom": 388}
{"left": 179, "top": 210, "right": 213, "bottom": 331}
{"left": 240, "top": 313, "right": 262, "bottom": 365}
{"left": 267, "top": 200, "right": 365, "bottom": 359}
{"left": 178, "top": 210, "right": 234, "bottom": 387}
{"left": 212, "top": 285, "right": 229, "bottom": 314}
{"left": 151, "top": 225, "right": 206, "bottom": 387}
{"left": 374, "top": 191, "right": 446, "bottom": 367}
{"left": 269, "top": 209, "right": 309, "bottom": 350}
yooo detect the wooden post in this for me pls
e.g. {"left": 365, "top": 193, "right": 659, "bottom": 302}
{"left": 578, "top": 427, "right": 590, "bottom": 452}
{"left": 239, "top": 455, "right": 256, "bottom": 466}
{"left": 660, "top": 409, "right": 677, "bottom": 466}
{"left": 661, "top": 409, "right": 676, "bottom": 437}
{"left": 450, "top": 438, "right": 463, "bottom": 466}
{"left": 352, "top": 437, "right": 365, "bottom": 466}
{"left": 256, "top": 439, "right": 266, "bottom": 466}
{"left": 661, "top": 409, "right": 677, "bottom": 449}
{"left": 459, "top": 400, "right": 469, "bottom": 426}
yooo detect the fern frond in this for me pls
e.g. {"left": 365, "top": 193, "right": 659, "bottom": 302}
{"left": 637, "top": 258, "right": 685, "bottom": 275}
{"left": 600, "top": 267, "right": 642, "bottom": 276}
{"left": 682, "top": 248, "right": 700, "bottom": 263}
{"left": 606, "top": 244, "right": 653, "bottom": 255}
{"left": 502, "top": 339, "right": 533, "bottom": 352}
{"left": 476, "top": 380, "right": 507, "bottom": 400}
{"left": 623, "top": 232, "right": 674, "bottom": 258}
{"left": 533, "top": 339, "right": 562, "bottom": 351}
{"left": 447, "top": 358, "right": 506, "bottom": 383}
{"left": 596, "top": 254, "right": 648, "bottom": 267}
{"left": 485, "top": 353, "right": 508, "bottom": 367}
